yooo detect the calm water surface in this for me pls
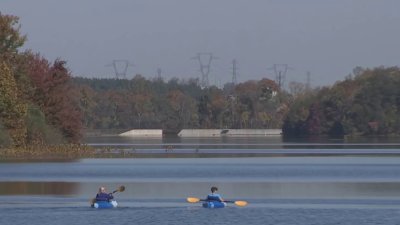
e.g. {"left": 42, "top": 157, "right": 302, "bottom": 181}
{"left": 2, "top": 136, "right": 400, "bottom": 225}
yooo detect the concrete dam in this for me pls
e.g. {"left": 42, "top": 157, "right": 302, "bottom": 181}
{"left": 119, "top": 129, "right": 282, "bottom": 137}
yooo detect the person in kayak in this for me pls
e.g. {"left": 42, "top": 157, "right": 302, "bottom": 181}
{"left": 206, "top": 186, "right": 224, "bottom": 202}
{"left": 95, "top": 187, "right": 114, "bottom": 202}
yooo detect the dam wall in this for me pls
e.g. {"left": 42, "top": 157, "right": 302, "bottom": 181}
{"left": 225, "top": 129, "right": 282, "bottom": 136}
{"left": 177, "top": 129, "right": 221, "bottom": 137}
{"left": 120, "top": 129, "right": 282, "bottom": 137}
{"left": 178, "top": 129, "right": 282, "bottom": 137}
{"left": 119, "top": 129, "right": 163, "bottom": 137}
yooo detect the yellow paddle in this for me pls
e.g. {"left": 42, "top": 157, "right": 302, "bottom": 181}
{"left": 90, "top": 186, "right": 126, "bottom": 206}
{"left": 186, "top": 197, "right": 248, "bottom": 207}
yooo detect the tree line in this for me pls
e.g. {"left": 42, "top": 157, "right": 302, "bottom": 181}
{"left": 73, "top": 76, "right": 286, "bottom": 133}
{"left": 283, "top": 67, "right": 400, "bottom": 136}
{"left": 72, "top": 66, "right": 400, "bottom": 138}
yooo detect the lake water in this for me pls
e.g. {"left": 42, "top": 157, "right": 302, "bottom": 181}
{"left": 2, "top": 137, "right": 400, "bottom": 224}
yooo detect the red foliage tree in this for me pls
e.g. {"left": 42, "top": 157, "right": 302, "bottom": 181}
{"left": 26, "top": 54, "right": 82, "bottom": 143}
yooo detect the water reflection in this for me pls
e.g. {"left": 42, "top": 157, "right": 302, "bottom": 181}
{"left": 0, "top": 182, "right": 78, "bottom": 195}
{"left": 84, "top": 136, "right": 400, "bottom": 156}
{"left": 2, "top": 181, "right": 400, "bottom": 200}
{"left": 85, "top": 135, "right": 400, "bottom": 146}
{"left": 79, "top": 181, "right": 400, "bottom": 199}
{"left": 1, "top": 157, "right": 400, "bottom": 199}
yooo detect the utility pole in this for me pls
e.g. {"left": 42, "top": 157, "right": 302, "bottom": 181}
{"left": 191, "top": 53, "right": 217, "bottom": 88}
{"left": 268, "top": 64, "right": 293, "bottom": 90}
{"left": 106, "top": 59, "right": 134, "bottom": 79}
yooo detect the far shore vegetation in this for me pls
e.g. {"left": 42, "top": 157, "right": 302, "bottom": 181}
{"left": 2, "top": 13, "right": 400, "bottom": 159}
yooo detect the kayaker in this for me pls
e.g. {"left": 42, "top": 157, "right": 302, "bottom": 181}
{"left": 95, "top": 187, "right": 114, "bottom": 202}
{"left": 206, "top": 186, "right": 224, "bottom": 202}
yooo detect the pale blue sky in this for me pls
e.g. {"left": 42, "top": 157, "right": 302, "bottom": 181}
{"left": 2, "top": 0, "right": 400, "bottom": 87}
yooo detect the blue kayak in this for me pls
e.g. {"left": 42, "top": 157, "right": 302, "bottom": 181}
{"left": 202, "top": 201, "right": 227, "bottom": 208}
{"left": 92, "top": 200, "right": 118, "bottom": 209}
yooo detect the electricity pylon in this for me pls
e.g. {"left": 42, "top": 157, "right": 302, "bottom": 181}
{"left": 268, "top": 64, "right": 293, "bottom": 90}
{"left": 192, "top": 53, "right": 217, "bottom": 88}
{"left": 106, "top": 60, "right": 134, "bottom": 79}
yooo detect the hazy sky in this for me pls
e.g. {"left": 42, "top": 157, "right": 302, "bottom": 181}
{"left": 2, "top": 0, "right": 400, "bottom": 87}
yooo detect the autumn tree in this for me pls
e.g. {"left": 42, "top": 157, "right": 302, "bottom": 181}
{"left": 0, "top": 62, "right": 27, "bottom": 146}
{"left": 0, "top": 13, "right": 84, "bottom": 146}
{"left": 25, "top": 56, "right": 83, "bottom": 142}
{"left": 0, "top": 13, "right": 26, "bottom": 62}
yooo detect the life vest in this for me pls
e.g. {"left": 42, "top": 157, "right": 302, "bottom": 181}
{"left": 207, "top": 193, "right": 222, "bottom": 201}
{"left": 95, "top": 193, "right": 113, "bottom": 202}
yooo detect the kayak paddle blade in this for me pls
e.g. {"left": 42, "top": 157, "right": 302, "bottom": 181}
{"left": 187, "top": 197, "right": 200, "bottom": 203}
{"left": 118, "top": 185, "right": 125, "bottom": 192}
{"left": 112, "top": 185, "right": 126, "bottom": 194}
{"left": 234, "top": 201, "right": 248, "bottom": 207}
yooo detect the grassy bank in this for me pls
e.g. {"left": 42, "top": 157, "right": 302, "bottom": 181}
{"left": 0, "top": 144, "right": 96, "bottom": 161}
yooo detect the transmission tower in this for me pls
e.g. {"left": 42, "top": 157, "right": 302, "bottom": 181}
{"left": 232, "top": 59, "right": 238, "bottom": 85}
{"left": 191, "top": 53, "right": 217, "bottom": 88}
{"left": 157, "top": 68, "right": 162, "bottom": 79}
{"left": 268, "top": 64, "right": 293, "bottom": 90}
{"left": 106, "top": 60, "right": 134, "bottom": 79}
{"left": 306, "top": 71, "right": 311, "bottom": 90}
